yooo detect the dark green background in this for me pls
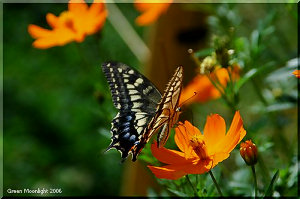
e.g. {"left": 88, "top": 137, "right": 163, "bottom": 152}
{"left": 3, "top": 3, "right": 145, "bottom": 196}
{"left": 3, "top": 3, "right": 298, "bottom": 197}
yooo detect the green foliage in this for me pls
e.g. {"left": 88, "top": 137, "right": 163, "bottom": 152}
{"left": 3, "top": 3, "right": 143, "bottom": 196}
{"left": 3, "top": 2, "right": 298, "bottom": 198}
{"left": 264, "top": 170, "right": 279, "bottom": 197}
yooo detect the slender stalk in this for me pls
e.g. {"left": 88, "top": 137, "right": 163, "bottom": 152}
{"left": 206, "top": 73, "right": 236, "bottom": 113}
{"left": 226, "top": 67, "right": 236, "bottom": 102}
{"left": 206, "top": 73, "right": 225, "bottom": 96}
{"left": 251, "top": 165, "right": 258, "bottom": 198}
{"left": 213, "top": 71, "right": 227, "bottom": 92}
{"left": 257, "top": 153, "right": 271, "bottom": 184}
{"left": 208, "top": 170, "right": 223, "bottom": 197}
{"left": 185, "top": 175, "right": 198, "bottom": 197}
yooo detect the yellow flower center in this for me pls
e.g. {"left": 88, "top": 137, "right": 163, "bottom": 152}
{"left": 189, "top": 135, "right": 209, "bottom": 160}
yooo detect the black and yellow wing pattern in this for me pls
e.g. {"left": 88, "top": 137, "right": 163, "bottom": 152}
{"left": 102, "top": 62, "right": 183, "bottom": 161}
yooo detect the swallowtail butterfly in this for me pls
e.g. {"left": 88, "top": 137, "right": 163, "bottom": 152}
{"left": 102, "top": 62, "right": 183, "bottom": 161}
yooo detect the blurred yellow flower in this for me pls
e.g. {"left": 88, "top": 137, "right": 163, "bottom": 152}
{"left": 28, "top": 0, "right": 107, "bottom": 49}
{"left": 148, "top": 111, "right": 246, "bottom": 180}
{"left": 134, "top": 0, "right": 172, "bottom": 26}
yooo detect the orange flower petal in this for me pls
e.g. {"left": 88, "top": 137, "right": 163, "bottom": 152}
{"left": 150, "top": 142, "right": 188, "bottom": 165}
{"left": 135, "top": 2, "right": 171, "bottom": 26}
{"left": 29, "top": 0, "right": 107, "bottom": 49}
{"left": 213, "top": 68, "right": 229, "bottom": 85}
{"left": 182, "top": 159, "right": 211, "bottom": 174}
{"left": 174, "top": 124, "right": 188, "bottom": 152}
{"left": 203, "top": 114, "right": 226, "bottom": 155}
{"left": 32, "top": 28, "right": 75, "bottom": 49}
{"left": 84, "top": 8, "right": 107, "bottom": 35}
{"left": 215, "top": 111, "right": 246, "bottom": 154}
{"left": 175, "top": 121, "right": 201, "bottom": 158}
{"left": 46, "top": 13, "right": 59, "bottom": 28}
{"left": 179, "top": 67, "right": 241, "bottom": 105}
{"left": 68, "top": 0, "right": 88, "bottom": 14}
{"left": 212, "top": 152, "right": 230, "bottom": 167}
{"left": 182, "top": 120, "right": 201, "bottom": 140}
{"left": 135, "top": 6, "right": 159, "bottom": 26}
{"left": 148, "top": 160, "right": 209, "bottom": 180}
{"left": 179, "top": 74, "right": 221, "bottom": 105}
{"left": 134, "top": 2, "right": 149, "bottom": 12}
{"left": 89, "top": 0, "right": 105, "bottom": 15}
{"left": 28, "top": 24, "right": 52, "bottom": 39}
{"left": 147, "top": 165, "right": 186, "bottom": 180}
{"left": 293, "top": 70, "right": 300, "bottom": 78}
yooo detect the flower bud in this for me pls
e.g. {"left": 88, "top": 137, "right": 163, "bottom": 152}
{"left": 240, "top": 140, "right": 258, "bottom": 166}
{"left": 199, "top": 53, "right": 217, "bottom": 74}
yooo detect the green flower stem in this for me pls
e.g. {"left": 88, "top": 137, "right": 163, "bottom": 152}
{"left": 213, "top": 71, "right": 227, "bottom": 92}
{"left": 251, "top": 165, "right": 258, "bottom": 198}
{"left": 206, "top": 73, "right": 236, "bottom": 114}
{"left": 226, "top": 67, "right": 237, "bottom": 103}
{"left": 257, "top": 155, "right": 271, "bottom": 184}
{"left": 206, "top": 73, "right": 225, "bottom": 96}
{"left": 209, "top": 170, "right": 223, "bottom": 197}
{"left": 185, "top": 175, "right": 198, "bottom": 197}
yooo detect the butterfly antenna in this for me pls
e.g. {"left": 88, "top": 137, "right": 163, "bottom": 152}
{"left": 179, "top": 92, "right": 198, "bottom": 107}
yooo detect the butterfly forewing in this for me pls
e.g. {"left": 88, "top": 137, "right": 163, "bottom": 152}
{"left": 131, "top": 66, "right": 183, "bottom": 159}
{"left": 102, "top": 62, "right": 162, "bottom": 160}
{"left": 156, "top": 66, "right": 183, "bottom": 146}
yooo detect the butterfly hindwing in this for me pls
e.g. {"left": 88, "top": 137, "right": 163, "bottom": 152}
{"left": 101, "top": 62, "right": 162, "bottom": 160}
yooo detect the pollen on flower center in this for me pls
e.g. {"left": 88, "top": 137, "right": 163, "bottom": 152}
{"left": 189, "top": 135, "right": 209, "bottom": 160}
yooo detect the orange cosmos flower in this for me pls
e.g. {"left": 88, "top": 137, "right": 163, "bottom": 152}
{"left": 148, "top": 111, "right": 246, "bottom": 180}
{"left": 134, "top": 0, "right": 172, "bottom": 26}
{"left": 292, "top": 70, "right": 300, "bottom": 78}
{"left": 180, "top": 67, "right": 240, "bottom": 105}
{"left": 28, "top": 0, "right": 107, "bottom": 49}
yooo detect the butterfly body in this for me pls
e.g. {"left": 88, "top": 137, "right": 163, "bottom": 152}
{"left": 102, "top": 62, "right": 183, "bottom": 161}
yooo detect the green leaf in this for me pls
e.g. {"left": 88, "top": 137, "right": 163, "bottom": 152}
{"left": 250, "top": 30, "right": 260, "bottom": 53}
{"left": 265, "top": 58, "right": 298, "bottom": 82}
{"left": 264, "top": 170, "right": 279, "bottom": 197}
{"left": 194, "top": 48, "right": 215, "bottom": 58}
{"left": 167, "top": 188, "right": 189, "bottom": 197}
{"left": 234, "top": 62, "right": 274, "bottom": 93}
{"left": 266, "top": 102, "right": 295, "bottom": 113}
{"left": 234, "top": 68, "right": 257, "bottom": 93}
